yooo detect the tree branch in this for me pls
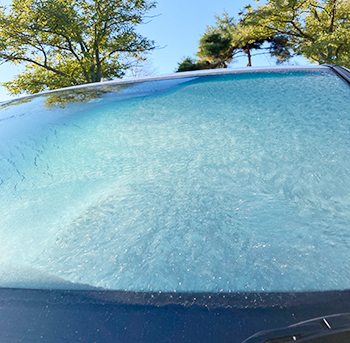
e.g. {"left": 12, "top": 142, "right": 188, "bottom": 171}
{"left": 329, "top": 0, "right": 337, "bottom": 32}
{"left": 7, "top": 55, "right": 76, "bottom": 81}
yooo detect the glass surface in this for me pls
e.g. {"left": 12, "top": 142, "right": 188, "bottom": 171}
{"left": 1, "top": 70, "right": 350, "bottom": 292}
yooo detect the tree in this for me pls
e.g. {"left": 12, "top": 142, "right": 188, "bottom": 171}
{"left": 176, "top": 57, "right": 209, "bottom": 73}
{"left": 176, "top": 13, "right": 288, "bottom": 72}
{"left": 241, "top": 0, "right": 350, "bottom": 67}
{"left": 176, "top": 15, "right": 236, "bottom": 72}
{"left": 196, "top": 15, "right": 235, "bottom": 69}
{"left": 127, "top": 53, "right": 159, "bottom": 78}
{"left": 176, "top": 0, "right": 350, "bottom": 73}
{"left": 0, "top": 0, "right": 156, "bottom": 94}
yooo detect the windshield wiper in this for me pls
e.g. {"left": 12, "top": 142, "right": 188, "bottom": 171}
{"left": 242, "top": 313, "right": 350, "bottom": 343}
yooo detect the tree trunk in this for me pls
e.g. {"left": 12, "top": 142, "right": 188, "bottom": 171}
{"left": 246, "top": 45, "right": 252, "bottom": 67}
{"left": 95, "top": 49, "right": 102, "bottom": 82}
{"left": 243, "top": 44, "right": 252, "bottom": 67}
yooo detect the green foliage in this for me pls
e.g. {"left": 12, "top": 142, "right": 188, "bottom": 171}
{"left": 176, "top": 57, "right": 208, "bottom": 72}
{"left": 176, "top": 12, "right": 283, "bottom": 71}
{"left": 41, "top": 83, "right": 130, "bottom": 108}
{"left": 241, "top": 0, "right": 350, "bottom": 67}
{"left": 267, "top": 35, "right": 293, "bottom": 64}
{"left": 197, "top": 30, "right": 233, "bottom": 68}
{"left": 196, "top": 14, "right": 236, "bottom": 68}
{"left": 0, "top": 0, "right": 155, "bottom": 94}
{"left": 176, "top": 0, "right": 350, "bottom": 72}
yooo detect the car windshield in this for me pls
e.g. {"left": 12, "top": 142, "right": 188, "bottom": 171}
{"left": 1, "top": 66, "right": 349, "bottom": 293}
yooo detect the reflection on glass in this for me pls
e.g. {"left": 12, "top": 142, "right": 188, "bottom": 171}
{"left": 1, "top": 69, "right": 350, "bottom": 293}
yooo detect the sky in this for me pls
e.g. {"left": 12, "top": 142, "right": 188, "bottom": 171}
{"left": 0, "top": 0, "right": 308, "bottom": 102}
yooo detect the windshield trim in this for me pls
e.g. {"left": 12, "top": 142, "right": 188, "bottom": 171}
{"left": 324, "top": 64, "right": 350, "bottom": 85}
{"left": 0, "top": 65, "right": 330, "bottom": 105}
{"left": 1, "top": 287, "right": 350, "bottom": 309}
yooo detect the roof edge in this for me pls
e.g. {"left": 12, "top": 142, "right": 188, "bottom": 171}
{"left": 0, "top": 65, "right": 329, "bottom": 105}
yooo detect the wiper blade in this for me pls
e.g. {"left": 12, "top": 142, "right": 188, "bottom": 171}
{"left": 242, "top": 313, "right": 350, "bottom": 343}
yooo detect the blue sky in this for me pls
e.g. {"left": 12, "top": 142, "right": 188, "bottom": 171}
{"left": 0, "top": 0, "right": 308, "bottom": 102}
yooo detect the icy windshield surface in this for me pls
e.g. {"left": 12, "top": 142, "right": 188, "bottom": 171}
{"left": 1, "top": 70, "right": 350, "bottom": 292}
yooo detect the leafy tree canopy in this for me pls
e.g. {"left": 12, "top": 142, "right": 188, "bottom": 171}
{"left": 0, "top": 0, "right": 156, "bottom": 94}
{"left": 196, "top": 15, "right": 235, "bottom": 68}
{"left": 177, "top": 0, "right": 350, "bottom": 72}
{"left": 176, "top": 12, "right": 287, "bottom": 72}
{"left": 241, "top": 0, "right": 350, "bottom": 67}
{"left": 176, "top": 57, "right": 209, "bottom": 73}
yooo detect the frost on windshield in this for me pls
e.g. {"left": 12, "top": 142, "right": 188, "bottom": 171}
{"left": 1, "top": 70, "right": 350, "bottom": 292}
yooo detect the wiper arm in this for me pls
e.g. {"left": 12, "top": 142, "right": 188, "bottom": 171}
{"left": 242, "top": 313, "right": 350, "bottom": 343}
